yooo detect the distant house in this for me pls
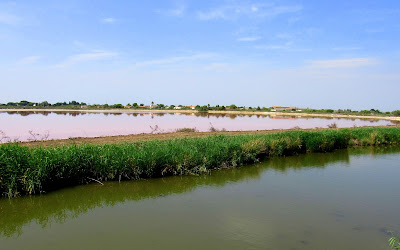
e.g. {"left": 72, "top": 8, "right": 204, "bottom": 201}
{"left": 188, "top": 105, "right": 196, "bottom": 110}
{"left": 271, "top": 106, "right": 297, "bottom": 112}
{"left": 124, "top": 105, "right": 132, "bottom": 109}
{"left": 80, "top": 105, "right": 88, "bottom": 109}
{"left": 139, "top": 105, "right": 150, "bottom": 109}
{"left": 174, "top": 106, "right": 182, "bottom": 110}
{"left": 150, "top": 104, "right": 158, "bottom": 109}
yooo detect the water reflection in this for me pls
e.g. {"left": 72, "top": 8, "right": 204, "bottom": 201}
{"left": 0, "top": 110, "right": 395, "bottom": 142}
{"left": 0, "top": 110, "right": 392, "bottom": 123}
{"left": 1, "top": 146, "right": 399, "bottom": 238}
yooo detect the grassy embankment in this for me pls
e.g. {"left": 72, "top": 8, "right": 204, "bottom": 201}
{"left": 1, "top": 127, "right": 400, "bottom": 197}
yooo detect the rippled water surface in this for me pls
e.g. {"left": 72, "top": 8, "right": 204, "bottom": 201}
{"left": 0, "top": 110, "right": 395, "bottom": 141}
{"left": 1, "top": 146, "right": 399, "bottom": 249}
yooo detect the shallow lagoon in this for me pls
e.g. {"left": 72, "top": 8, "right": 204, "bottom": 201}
{"left": 0, "top": 110, "right": 395, "bottom": 141}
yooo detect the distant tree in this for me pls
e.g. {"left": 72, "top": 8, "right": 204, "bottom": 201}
{"left": 113, "top": 104, "right": 123, "bottom": 109}
{"left": 392, "top": 110, "right": 400, "bottom": 116}
{"left": 229, "top": 104, "right": 237, "bottom": 110}
{"left": 39, "top": 101, "right": 50, "bottom": 107}
{"left": 69, "top": 100, "right": 79, "bottom": 105}
{"left": 140, "top": 103, "right": 144, "bottom": 107}
{"left": 127, "top": 103, "right": 131, "bottom": 106}
{"left": 196, "top": 105, "right": 208, "bottom": 111}
{"left": 169, "top": 105, "right": 175, "bottom": 109}
{"left": 132, "top": 103, "right": 138, "bottom": 107}
{"left": 360, "top": 110, "right": 371, "bottom": 115}
{"left": 19, "top": 100, "right": 30, "bottom": 106}
{"left": 257, "top": 106, "right": 261, "bottom": 110}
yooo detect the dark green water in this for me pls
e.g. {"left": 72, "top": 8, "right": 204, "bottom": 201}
{"left": 1, "top": 147, "right": 400, "bottom": 249}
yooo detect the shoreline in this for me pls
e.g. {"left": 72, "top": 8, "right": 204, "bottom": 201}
{"left": 1, "top": 108, "right": 400, "bottom": 121}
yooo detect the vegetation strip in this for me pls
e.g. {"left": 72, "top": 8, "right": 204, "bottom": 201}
{"left": 1, "top": 127, "right": 400, "bottom": 197}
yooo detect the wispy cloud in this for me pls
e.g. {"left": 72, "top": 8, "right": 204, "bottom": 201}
{"left": 17, "top": 56, "right": 41, "bottom": 65}
{"left": 102, "top": 17, "right": 116, "bottom": 23}
{"left": 134, "top": 53, "right": 216, "bottom": 67}
{"left": 306, "top": 58, "right": 378, "bottom": 69}
{"left": 156, "top": 5, "right": 186, "bottom": 17}
{"left": 0, "top": 12, "right": 20, "bottom": 25}
{"left": 332, "top": 47, "right": 362, "bottom": 51}
{"left": 254, "top": 41, "right": 294, "bottom": 50}
{"left": 237, "top": 36, "right": 261, "bottom": 42}
{"left": 197, "top": 3, "right": 302, "bottom": 21}
{"left": 55, "top": 51, "right": 118, "bottom": 68}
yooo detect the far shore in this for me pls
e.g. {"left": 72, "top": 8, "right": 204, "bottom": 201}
{"left": 2, "top": 108, "right": 400, "bottom": 122}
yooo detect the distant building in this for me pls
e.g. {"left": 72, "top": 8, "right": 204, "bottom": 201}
{"left": 174, "top": 106, "right": 182, "bottom": 110}
{"left": 124, "top": 105, "right": 132, "bottom": 109}
{"left": 271, "top": 106, "right": 297, "bottom": 112}
{"left": 188, "top": 105, "right": 196, "bottom": 110}
{"left": 80, "top": 105, "right": 88, "bottom": 109}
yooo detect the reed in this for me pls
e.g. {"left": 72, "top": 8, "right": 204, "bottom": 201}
{"left": 1, "top": 127, "right": 400, "bottom": 197}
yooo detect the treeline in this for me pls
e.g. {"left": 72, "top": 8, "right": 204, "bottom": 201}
{"left": 298, "top": 108, "right": 400, "bottom": 117}
{"left": 0, "top": 100, "right": 399, "bottom": 116}
{"left": 0, "top": 100, "right": 87, "bottom": 107}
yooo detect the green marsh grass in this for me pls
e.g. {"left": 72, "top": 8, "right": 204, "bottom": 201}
{"left": 1, "top": 127, "right": 400, "bottom": 197}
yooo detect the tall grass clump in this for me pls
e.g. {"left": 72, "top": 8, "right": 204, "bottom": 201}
{"left": 1, "top": 127, "right": 400, "bottom": 197}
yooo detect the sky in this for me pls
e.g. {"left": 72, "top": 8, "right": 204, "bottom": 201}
{"left": 0, "top": 0, "right": 399, "bottom": 110}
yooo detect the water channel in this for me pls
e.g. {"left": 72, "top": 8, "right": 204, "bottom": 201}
{"left": 1, "top": 146, "right": 399, "bottom": 249}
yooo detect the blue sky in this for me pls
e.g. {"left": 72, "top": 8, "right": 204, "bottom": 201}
{"left": 1, "top": 0, "right": 399, "bottom": 110}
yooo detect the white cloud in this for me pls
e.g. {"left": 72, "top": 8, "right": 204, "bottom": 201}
{"left": 55, "top": 51, "right": 118, "bottom": 68}
{"left": 197, "top": 3, "right": 302, "bottom": 21}
{"left": 168, "top": 5, "right": 186, "bottom": 17}
{"left": 102, "top": 17, "right": 116, "bottom": 23}
{"left": 134, "top": 53, "right": 216, "bottom": 67}
{"left": 17, "top": 56, "right": 41, "bottom": 65}
{"left": 237, "top": 36, "right": 261, "bottom": 42}
{"left": 156, "top": 5, "right": 186, "bottom": 17}
{"left": 0, "top": 12, "right": 20, "bottom": 25}
{"left": 197, "top": 9, "right": 226, "bottom": 20}
{"left": 306, "top": 58, "right": 378, "bottom": 69}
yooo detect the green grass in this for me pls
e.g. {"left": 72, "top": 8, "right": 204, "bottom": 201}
{"left": 1, "top": 127, "right": 400, "bottom": 197}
